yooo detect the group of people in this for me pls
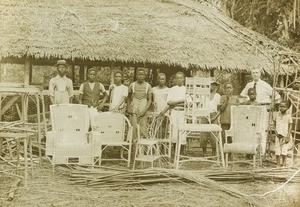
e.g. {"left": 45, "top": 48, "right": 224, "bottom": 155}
{"left": 49, "top": 60, "right": 297, "bottom": 167}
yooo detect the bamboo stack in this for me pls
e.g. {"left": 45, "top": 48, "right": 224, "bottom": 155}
{"left": 69, "top": 167, "right": 300, "bottom": 187}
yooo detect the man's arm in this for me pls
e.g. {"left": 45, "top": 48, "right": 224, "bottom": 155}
{"left": 68, "top": 79, "right": 74, "bottom": 103}
{"left": 49, "top": 78, "right": 55, "bottom": 104}
{"left": 78, "top": 84, "right": 84, "bottom": 104}
{"left": 99, "top": 86, "right": 108, "bottom": 110}
{"left": 138, "top": 89, "right": 152, "bottom": 118}
{"left": 167, "top": 100, "right": 184, "bottom": 107}
{"left": 240, "top": 83, "right": 250, "bottom": 98}
{"left": 219, "top": 95, "right": 228, "bottom": 112}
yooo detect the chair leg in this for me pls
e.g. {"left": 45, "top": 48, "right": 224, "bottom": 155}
{"left": 225, "top": 153, "right": 228, "bottom": 169}
{"left": 99, "top": 145, "right": 102, "bottom": 166}
{"left": 133, "top": 144, "right": 139, "bottom": 170}
{"left": 127, "top": 145, "right": 131, "bottom": 168}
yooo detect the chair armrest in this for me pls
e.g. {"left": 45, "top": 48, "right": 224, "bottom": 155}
{"left": 136, "top": 124, "right": 141, "bottom": 142}
{"left": 224, "top": 128, "right": 233, "bottom": 143}
{"left": 126, "top": 126, "right": 133, "bottom": 144}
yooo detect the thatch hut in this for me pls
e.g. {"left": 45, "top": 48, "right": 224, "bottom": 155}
{"left": 0, "top": 0, "right": 290, "bottom": 89}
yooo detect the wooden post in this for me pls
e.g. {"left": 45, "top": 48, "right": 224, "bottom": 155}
{"left": 79, "top": 65, "right": 85, "bottom": 83}
{"left": 0, "top": 63, "right": 2, "bottom": 83}
{"left": 110, "top": 62, "right": 115, "bottom": 85}
{"left": 24, "top": 58, "right": 31, "bottom": 85}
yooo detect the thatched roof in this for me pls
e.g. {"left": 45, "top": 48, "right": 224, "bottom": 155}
{"left": 0, "top": 0, "right": 291, "bottom": 74}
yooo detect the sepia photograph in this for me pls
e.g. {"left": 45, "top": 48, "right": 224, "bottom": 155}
{"left": 0, "top": 0, "right": 299, "bottom": 206}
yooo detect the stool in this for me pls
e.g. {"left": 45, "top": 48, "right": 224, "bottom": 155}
{"left": 0, "top": 132, "right": 33, "bottom": 187}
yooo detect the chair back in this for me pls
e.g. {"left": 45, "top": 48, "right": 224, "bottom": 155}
{"left": 231, "top": 106, "right": 265, "bottom": 145}
{"left": 50, "top": 104, "right": 89, "bottom": 143}
{"left": 92, "top": 112, "right": 130, "bottom": 143}
{"left": 185, "top": 77, "right": 211, "bottom": 124}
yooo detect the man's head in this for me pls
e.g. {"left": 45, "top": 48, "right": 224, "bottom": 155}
{"left": 251, "top": 68, "right": 261, "bottom": 82}
{"left": 247, "top": 88, "right": 256, "bottom": 101}
{"left": 210, "top": 79, "right": 220, "bottom": 92}
{"left": 224, "top": 82, "right": 233, "bottom": 96}
{"left": 87, "top": 68, "right": 96, "bottom": 82}
{"left": 279, "top": 100, "right": 289, "bottom": 114}
{"left": 55, "top": 60, "right": 68, "bottom": 77}
{"left": 136, "top": 68, "right": 146, "bottom": 83}
{"left": 175, "top": 72, "right": 185, "bottom": 86}
{"left": 157, "top": 73, "right": 166, "bottom": 86}
{"left": 114, "top": 70, "right": 123, "bottom": 85}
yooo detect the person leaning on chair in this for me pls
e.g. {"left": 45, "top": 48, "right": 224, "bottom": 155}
{"left": 49, "top": 60, "right": 74, "bottom": 104}
{"left": 240, "top": 68, "right": 281, "bottom": 106}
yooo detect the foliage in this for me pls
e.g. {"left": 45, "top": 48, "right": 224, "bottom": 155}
{"left": 198, "top": 0, "right": 300, "bottom": 52}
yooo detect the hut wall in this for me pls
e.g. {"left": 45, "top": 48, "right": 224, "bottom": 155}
{"left": 0, "top": 63, "right": 25, "bottom": 83}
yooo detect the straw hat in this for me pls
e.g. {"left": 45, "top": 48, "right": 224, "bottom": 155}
{"left": 55, "top": 60, "right": 68, "bottom": 67}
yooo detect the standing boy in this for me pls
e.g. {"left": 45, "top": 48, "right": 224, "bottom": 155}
{"left": 219, "top": 82, "right": 240, "bottom": 144}
{"left": 241, "top": 88, "right": 259, "bottom": 106}
{"left": 109, "top": 70, "right": 128, "bottom": 114}
{"left": 127, "top": 68, "right": 152, "bottom": 137}
{"left": 273, "top": 101, "right": 293, "bottom": 167}
{"left": 152, "top": 73, "right": 169, "bottom": 114}
{"left": 49, "top": 60, "right": 74, "bottom": 104}
{"left": 164, "top": 72, "right": 186, "bottom": 153}
{"left": 200, "top": 79, "right": 221, "bottom": 156}
{"left": 78, "top": 68, "right": 108, "bottom": 111}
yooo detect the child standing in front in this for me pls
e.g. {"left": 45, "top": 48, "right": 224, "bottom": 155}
{"left": 109, "top": 70, "right": 128, "bottom": 114}
{"left": 219, "top": 82, "right": 240, "bottom": 144}
{"left": 152, "top": 73, "right": 169, "bottom": 115}
{"left": 273, "top": 101, "right": 293, "bottom": 167}
{"left": 241, "top": 88, "right": 259, "bottom": 106}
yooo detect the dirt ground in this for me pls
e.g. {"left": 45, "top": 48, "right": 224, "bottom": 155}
{"left": 1, "top": 157, "right": 299, "bottom": 207}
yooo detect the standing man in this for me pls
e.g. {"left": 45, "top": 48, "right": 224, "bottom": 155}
{"left": 240, "top": 68, "right": 281, "bottom": 105}
{"left": 152, "top": 73, "right": 169, "bottom": 115}
{"left": 109, "top": 70, "right": 128, "bottom": 114}
{"left": 127, "top": 68, "right": 152, "bottom": 137}
{"left": 78, "top": 68, "right": 108, "bottom": 110}
{"left": 200, "top": 79, "right": 221, "bottom": 156}
{"left": 240, "top": 68, "right": 281, "bottom": 155}
{"left": 49, "top": 60, "right": 74, "bottom": 104}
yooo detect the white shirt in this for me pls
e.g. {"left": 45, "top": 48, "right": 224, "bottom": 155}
{"left": 273, "top": 112, "right": 293, "bottom": 137}
{"left": 109, "top": 84, "right": 128, "bottom": 110}
{"left": 49, "top": 75, "right": 73, "bottom": 97}
{"left": 167, "top": 85, "right": 186, "bottom": 103}
{"left": 240, "top": 79, "right": 280, "bottom": 104}
{"left": 209, "top": 93, "right": 221, "bottom": 113}
{"left": 152, "top": 86, "right": 169, "bottom": 113}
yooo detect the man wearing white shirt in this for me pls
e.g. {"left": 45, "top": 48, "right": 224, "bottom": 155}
{"left": 240, "top": 68, "right": 281, "bottom": 155}
{"left": 49, "top": 60, "right": 74, "bottom": 104}
{"left": 200, "top": 79, "right": 221, "bottom": 155}
{"left": 163, "top": 72, "right": 186, "bottom": 152}
{"left": 109, "top": 70, "right": 128, "bottom": 114}
{"left": 240, "top": 68, "right": 281, "bottom": 105}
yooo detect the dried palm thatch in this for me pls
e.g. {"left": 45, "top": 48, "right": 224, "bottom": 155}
{"left": 0, "top": 0, "right": 292, "bottom": 74}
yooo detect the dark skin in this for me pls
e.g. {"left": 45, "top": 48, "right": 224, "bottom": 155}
{"left": 274, "top": 102, "right": 292, "bottom": 167}
{"left": 219, "top": 83, "right": 234, "bottom": 112}
{"left": 109, "top": 72, "right": 126, "bottom": 112}
{"left": 50, "top": 64, "right": 73, "bottom": 104}
{"left": 127, "top": 70, "right": 152, "bottom": 118}
{"left": 79, "top": 70, "right": 108, "bottom": 110}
